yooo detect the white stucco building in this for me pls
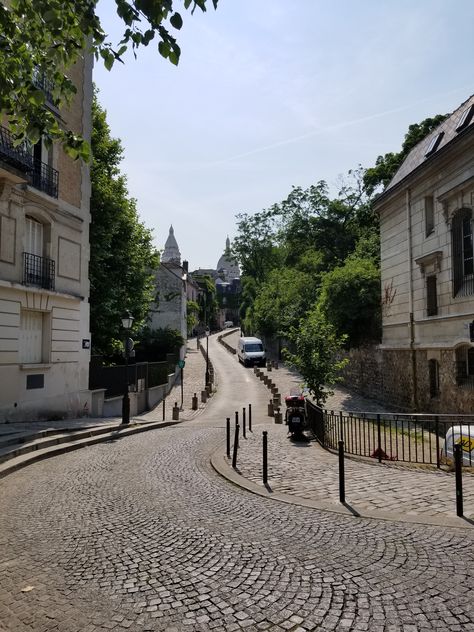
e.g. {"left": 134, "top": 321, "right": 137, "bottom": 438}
{"left": 0, "top": 57, "right": 94, "bottom": 421}
{"left": 375, "top": 94, "right": 474, "bottom": 412}
{"left": 149, "top": 226, "right": 187, "bottom": 350}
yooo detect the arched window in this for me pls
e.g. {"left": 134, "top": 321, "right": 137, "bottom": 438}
{"left": 452, "top": 208, "right": 473, "bottom": 296}
{"left": 455, "top": 345, "right": 474, "bottom": 386}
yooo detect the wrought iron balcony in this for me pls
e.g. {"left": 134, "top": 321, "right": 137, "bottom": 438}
{"left": 29, "top": 161, "right": 59, "bottom": 199}
{"left": 32, "top": 68, "right": 55, "bottom": 105}
{"left": 0, "top": 125, "right": 33, "bottom": 173}
{"left": 23, "top": 252, "right": 55, "bottom": 291}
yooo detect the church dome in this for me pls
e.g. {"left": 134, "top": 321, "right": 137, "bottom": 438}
{"left": 162, "top": 225, "right": 181, "bottom": 265}
{"left": 216, "top": 236, "right": 240, "bottom": 280}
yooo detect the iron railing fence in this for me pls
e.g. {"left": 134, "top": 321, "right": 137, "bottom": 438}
{"left": 23, "top": 252, "right": 55, "bottom": 290}
{"left": 89, "top": 360, "right": 174, "bottom": 398}
{"left": 306, "top": 400, "right": 474, "bottom": 468}
{"left": 30, "top": 161, "right": 59, "bottom": 198}
{"left": 0, "top": 125, "right": 33, "bottom": 172}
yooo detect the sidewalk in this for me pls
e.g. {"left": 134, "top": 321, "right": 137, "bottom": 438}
{"left": 215, "top": 332, "right": 474, "bottom": 527}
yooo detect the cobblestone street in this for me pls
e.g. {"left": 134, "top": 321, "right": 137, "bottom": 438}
{"left": 1, "top": 335, "right": 474, "bottom": 631}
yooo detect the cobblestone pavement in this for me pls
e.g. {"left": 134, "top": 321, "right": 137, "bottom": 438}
{"left": 1, "top": 335, "right": 474, "bottom": 631}
{"left": 222, "top": 332, "right": 474, "bottom": 522}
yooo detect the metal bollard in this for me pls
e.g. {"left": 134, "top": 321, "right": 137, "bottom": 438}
{"left": 377, "top": 414, "right": 382, "bottom": 463}
{"left": 192, "top": 393, "right": 198, "bottom": 410}
{"left": 172, "top": 402, "right": 180, "bottom": 420}
{"left": 249, "top": 403, "right": 252, "bottom": 432}
{"left": 162, "top": 396, "right": 166, "bottom": 421}
{"left": 242, "top": 407, "right": 246, "bottom": 439}
{"left": 268, "top": 399, "right": 274, "bottom": 417}
{"left": 338, "top": 440, "right": 345, "bottom": 503}
{"left": 201, "top": 389, "right": 207, "bottom": 403}
{"left": 226, "top": 417, "right": 231, "bottom": 458}
{"left": 263, "top": 431, "right": 268, "bottom": 485}
{"left": 454, "top": 443, "right": 464, "bottom": 517}
{"left": 232, "top": 423, "right": 240, "bottom": 469}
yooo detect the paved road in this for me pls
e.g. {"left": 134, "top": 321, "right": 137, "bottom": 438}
{"left": 1, "top": 336, "right": 474, "bottom": 631}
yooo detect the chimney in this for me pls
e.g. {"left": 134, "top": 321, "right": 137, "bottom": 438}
{"left": 182, "top": 260, "right": 189, "bottom": 273}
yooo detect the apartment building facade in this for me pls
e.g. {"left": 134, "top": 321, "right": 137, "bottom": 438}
{"left": 375, "top": 95, "right": 474, "bottom": 412}
{"left": 0, "top": 57, "right": 93, "bottom": 421}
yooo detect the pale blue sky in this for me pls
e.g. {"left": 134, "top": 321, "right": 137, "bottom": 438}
{"left": 95, "top": 0, "right": 474, "bottom": 270}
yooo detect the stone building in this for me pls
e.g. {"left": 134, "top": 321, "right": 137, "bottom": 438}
{"left": 374, "top": 94, "right": 474, "bottom": 412}
{"left": 149, "top": 226, "right": 187, "bottom": 353}
{"left": 0, "top": 57, "right": 93, "bottom": 422}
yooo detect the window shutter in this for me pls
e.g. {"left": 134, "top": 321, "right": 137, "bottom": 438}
{"left": 19, "top": 311, "right": 43, "bottom": 363}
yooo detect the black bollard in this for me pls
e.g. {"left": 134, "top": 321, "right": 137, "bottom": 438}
{"left": 249, "top": 403, "right": 252, "bottom": 432}
{"left": 338, "top": 440, "right": 345, "bottom": 504}
{"left": 263, "top": 431, "right": 268, "bottom": 485}
{"left": 454, "top": 443, "right": 463, "bottom": 517}
{"left": 162, "top": 396, "right": 166, "bottom": 421}
{"left": 243, "top": 407, "right": 246, "bottom": 439}
{"left": 377, "top": 414, "right": 382, "bottom": 463}
{"left": 232, "top": 423, "right": 240, "bottom": 469}
{"left": 226, "top": 417, "right": 231, "bottom": 458}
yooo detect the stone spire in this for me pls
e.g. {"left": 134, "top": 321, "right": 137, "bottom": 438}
{"left": 162, "top": 225, "right": 181, "bottom": 265}
{"left": 225, "top": 235, "right": 231, "bottom": 252}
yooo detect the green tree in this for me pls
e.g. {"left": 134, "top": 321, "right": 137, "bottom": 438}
{"left": 252, "top": 267, "right": 316, "bottom": 338}
{"left": 193, "top": 275, "right": 218, "bottom": 329}
{"left": 135, "top": 326, "right": 184, "bottom": 361}
{"left": 186, "top": 299, "right": 199, "bottom": 335}
{"left": 0, "top": 0, "right": 218, "bottom": 158}
{"left": 317, "top": 257, "right": 381, "bottom": 347}
{"left": 363, "top": 114, "right": 448, "bottom": 195}
{"left": 285, "top": 309, "right": 347, "bottom": 404}
{"left": 89, "top": 92, "right": 159, "bottom": 356}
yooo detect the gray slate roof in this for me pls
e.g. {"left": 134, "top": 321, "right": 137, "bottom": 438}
{"left": 386, "top": 93, "right": 474, "bottom": 192}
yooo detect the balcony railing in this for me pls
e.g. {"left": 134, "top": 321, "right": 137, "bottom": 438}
{"left": 23, "top": 252, "right": 55, "bottom": 291}
{"left": 0, "top": 125, "right": 59, "bottom": 198}
{"left": 0, "top": 125, "right": 33, "bottom": 173}
{"left": 32, "top": 68, "right": 55, "bottom": 105}
{"left": 29, "top": 161, "right": 59, "bottom": 199}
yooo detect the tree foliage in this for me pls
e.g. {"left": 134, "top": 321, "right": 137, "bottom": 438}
{"left": 363, "top": 114, "right": 448, "bottom": 195}
{"left": 285, "top": 310, "right": 348, "bottom": 404}
{"left": 135, "top": 326, "right": 184, "bottom": 361}
{"left": 317, "top": 257, "right": 381, "bottom": 348}
{"left": 89, "top": 91, "right": 159, "bottom": 356}
{"left": 0, "top": 0, "right": 218, "bottom": 158}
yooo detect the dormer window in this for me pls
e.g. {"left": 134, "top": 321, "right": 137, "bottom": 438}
{"left": 456, "top": 103, "right": 474, "bottom": 132}
{"left": 425, "top": 132, "right": 444, "bottom": 157}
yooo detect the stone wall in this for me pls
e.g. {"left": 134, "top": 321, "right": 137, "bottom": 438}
{"left": 340, "top": 344, "right": 474, "bottom": 413}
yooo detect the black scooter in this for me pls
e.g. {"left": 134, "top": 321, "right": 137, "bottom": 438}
{"left": 284, "top": 390, "right": 307, "bottom": 441}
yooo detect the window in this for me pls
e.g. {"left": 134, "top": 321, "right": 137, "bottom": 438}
{"left": 428, "top": 359, "right": 439, "bottom": 398}
{"left": 425, "top": 132, "right": 444, "bottom": 157}
{"left": 452, "top": 208, "right": 474, "bottom": 296}
{"left": 456, "top": 103, "right": 474, "bottom": 132}
{"left": 425, "top": 196, "right": 434, "bottom": 237}
{"left": 455, "top": 346, "right": 474, "bottom": 387}
{"left": 19, "top": 310, "right": 47, "bottom": 363}
{"left": 426, "top": 275, "right": 437, "bottom": 316}
{"left": 25, "top": 216, "right": 43, "bottom": 257}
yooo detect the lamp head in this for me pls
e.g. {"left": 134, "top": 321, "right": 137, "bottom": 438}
{"left": 121, "top": 310, "right": 134, "bottom": 330}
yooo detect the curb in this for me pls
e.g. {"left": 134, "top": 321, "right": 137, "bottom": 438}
{"left": 210, "top": 445, "right": 474, "bottom": 530}
{"left": 0, "top": 420, "right": 180, "bottom": 480}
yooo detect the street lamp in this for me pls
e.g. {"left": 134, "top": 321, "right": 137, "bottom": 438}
{"left": 205, "top": 327, "right": 210, "bottom": 388}
{"left": 121, "top": 310, "right": 134, "bottom": 425}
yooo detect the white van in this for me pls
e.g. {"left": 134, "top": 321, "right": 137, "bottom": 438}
{"left": 441, "top": 425, "right": 474, "bottom": 466}
{"left": 237, "top": 336, "right": 266, "bottom": 368}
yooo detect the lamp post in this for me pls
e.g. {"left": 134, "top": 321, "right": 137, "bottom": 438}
{"left": 121, "top": 310, "right": 134, "bottom": 425}
{"left": 205, "top": 327, "right": 210, "bottom": 388}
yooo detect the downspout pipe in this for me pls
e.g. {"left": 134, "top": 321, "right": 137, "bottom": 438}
{"left": 406, "top": 188, "right": 419, "bottom": 410}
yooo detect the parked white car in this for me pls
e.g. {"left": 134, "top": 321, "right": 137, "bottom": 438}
{"left": 441, "top": 425, "right": 474, "bottom": 466}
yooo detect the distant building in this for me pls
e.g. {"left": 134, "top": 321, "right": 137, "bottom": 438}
{"left": 191, "top": 237, "right": 241, "bottom": 329}
{"left": 0, "top": 57, "right": 93, "bottom": 422}
{"left": 375, "top": 94, "right": 474, "bottom": 412}
{"left": 149, "top": 226, "right": 187, "bottom": 353}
